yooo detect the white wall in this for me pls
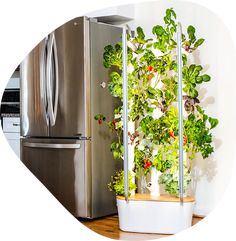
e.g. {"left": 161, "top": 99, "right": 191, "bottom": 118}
{"left": 131, "top": 0, "right": 236, "bottom": 216}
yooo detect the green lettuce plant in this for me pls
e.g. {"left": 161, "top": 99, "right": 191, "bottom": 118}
{"left": 95, "top": 8, "right": 218, "bottom": 196}
{"left": 108, "top": 170, "right": 137, "bottom": 196}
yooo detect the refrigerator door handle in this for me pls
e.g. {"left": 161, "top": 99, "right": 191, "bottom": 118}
{"left": 52, "top": 33, "right": 59, "bottom": 124}
{"left": 40, "top": 38, "right": 49, "bottom": 125}
{"left": 23, "top": 142, "right": 81, "bottom": 149}
{"left": 46, "top": 32, "right": 59, "bottom": 126}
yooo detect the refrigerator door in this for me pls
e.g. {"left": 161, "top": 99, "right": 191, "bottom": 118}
{"left": 20, "top": 40, "right": 49, "bottom": 137}
{"left": 49, "top": 17, "right": 89, "bottom": 138}
{"left": 21, "top": 137, "right": 91, "bottom": 218}
{"left": 89, "top": 22, "right": 123, "bottom": 218}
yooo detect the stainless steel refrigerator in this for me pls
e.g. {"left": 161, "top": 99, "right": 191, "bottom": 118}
{"left": 20, "top": 17, "right": 122, "bottom": 218}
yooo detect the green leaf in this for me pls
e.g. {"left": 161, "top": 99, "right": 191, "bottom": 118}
{"left": 170, "top": 26, "right": 175, "bottom": 34}
{"left": 196, "top": 105, "right": 204, "bottom": 115}
{"left": 170, "top": 8, "right": 177, "bottom": 19}
{"left": 169, "top": 60, "right": 177, "bottom": 71}
{"left": 208, "top": 117, "right": 219, "bottom": 129}
{"left": 110, "top": 142, "right": 117, "bottom": 150}
{"left": 147, "top": 86, "right": 157, "bottom": 99}
{"left": 195, "top": 65, "right": 203, "bottom": 71}
{"left": 187, "top": 25, "right": 196, "bottom": 43}
{"left": 196, "top": 76, "right": 203, "bottom": 83}
{"left": 202, "top": 74, "right": 211, "bottom": 82}
{"left": 182, "top": 33, "right": 186, "bottom": 42}
{"left": 120, "top": 145, "right": 124, "bottom": 154}
{"left": 113, "top": 150, "right": 120, "bottom": 159}
{"left": 189, "top": 88, "right": 198, "bottom": 98}
{"left": 163, "top": 16, "right": 168, "bottom": 24}
{"left": 103, "top": 44, "right": 122, "bottom": 69}
{"left": 153, "top": 42, "right": 167, "bottom": 52}
{"left": 189, "top": 64, "right": 196, "bottom": 73}
{"left": 136, "top": 26, "right": 145, "bottom": 40}
{"left": 146, "top": 43, "right": 153, "bottom": 48}
{"left": 166, "top": 8, "right": 171, "bottom": 19}
{"left": 182, "top": 54, "right": 187, "bottom": 66}
{"left": 194, "top": 38, "right": 205, "bottom": 48}
{"left": 108, "top": 71, "right": 123, "bottom": 98}
{"left": 136, "top": 48, "right": 144, "bottom": 54}
{"left": 203, "top": 114, "right": 209, "bottom": 122}
{"left": 152, "top": 25, "right": 165, "bottom": 36}
{"left": 156, "top": 89, "right": 163, "bottom": 97}
{"left": 94, "top": 114, "right": 106, "bottom": 121}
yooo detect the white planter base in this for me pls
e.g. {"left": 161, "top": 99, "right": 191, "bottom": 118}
{"left": 117, "top": 194, "right": 195, "bottom": 234}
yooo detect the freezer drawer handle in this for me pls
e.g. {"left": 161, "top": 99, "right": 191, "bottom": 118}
{"left": 23, "top": 143, "right": 81, "bottom": 149}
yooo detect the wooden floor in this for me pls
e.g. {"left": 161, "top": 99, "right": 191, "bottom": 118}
{"left": 79, "top": 215, "right": 203, "bottom": 240}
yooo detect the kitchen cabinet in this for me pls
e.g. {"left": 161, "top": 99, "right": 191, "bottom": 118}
{"left": 2, "top": 117, "right": 20, "bottom": 158}
{"left": 5, "top": 70, "right": 20, "bottom": 89}
{"left": 1, "top": 67, "right": 21, "bottom": 158}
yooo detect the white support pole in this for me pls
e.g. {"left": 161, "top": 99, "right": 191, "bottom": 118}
{"left": 177, "top": 22, "right": 184, "bottom": 203}
{"left": 122, "top": 27, "right": 129, "bottom": 201}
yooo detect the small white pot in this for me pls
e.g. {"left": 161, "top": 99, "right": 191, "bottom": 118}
{"left": 117, "top": 194, "right": 195, "bottom": 234}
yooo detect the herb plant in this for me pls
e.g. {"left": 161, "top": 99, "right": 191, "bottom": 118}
{"left": 95, "top": 8, "right": 218, "bottom": 196}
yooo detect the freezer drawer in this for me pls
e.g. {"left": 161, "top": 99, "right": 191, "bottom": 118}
{"left": 21, "top": 138, "right": 90, "bottom": 217}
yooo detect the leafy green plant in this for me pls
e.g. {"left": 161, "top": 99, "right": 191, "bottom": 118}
{"left": 182, "top": 64, "right": 211, "bottom": 98}
{"left": 159, "top": 169, "right": 191, "bottom": 196}
{"left": 108, "top": 170, "right": 137, "bottom": 196}
{"left": 182, "top": 25, "right": 205, "bottom": 53}
{"left": 94, "top": 108, "right": 124, "bottom": 160}
{"left": 95, "top": 8, "right": 218, "bottom": 197}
